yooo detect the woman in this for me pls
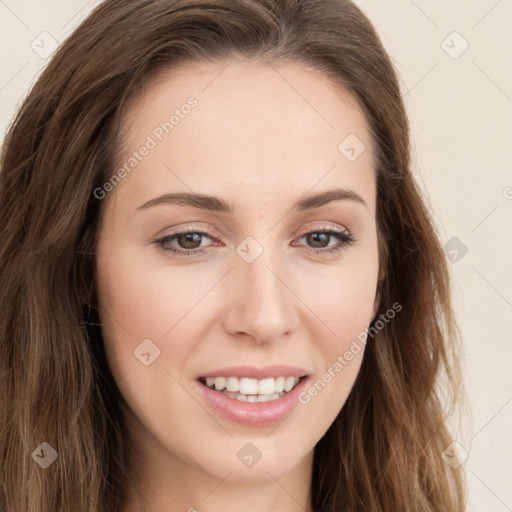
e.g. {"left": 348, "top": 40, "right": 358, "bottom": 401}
{"left": 0, "top": 0, "right": 467, "bottom": 510}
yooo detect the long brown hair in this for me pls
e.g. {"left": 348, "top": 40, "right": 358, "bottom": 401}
{"left": 0, "top": 0, "right": 466, "bottom": 510}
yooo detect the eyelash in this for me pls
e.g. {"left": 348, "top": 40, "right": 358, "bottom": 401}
{"left": 153, "top": 227, "right": 356, "bottom": 257}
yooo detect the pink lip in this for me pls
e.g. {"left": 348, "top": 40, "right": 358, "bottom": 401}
{"left": 197, "top": 365, "right": 308, "bottom": 380}
{"left": 195, "top": 375, "right": 309, "bottom": 427}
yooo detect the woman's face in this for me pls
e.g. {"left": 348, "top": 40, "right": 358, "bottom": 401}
{"left": 96, "top": 58, "right": 380, "bottom": 485}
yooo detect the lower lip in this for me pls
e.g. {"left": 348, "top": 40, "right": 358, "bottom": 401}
{"left": 195, "top": 377, "right": 309, "bottom": 427}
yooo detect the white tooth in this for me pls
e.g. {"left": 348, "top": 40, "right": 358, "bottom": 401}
{"left": 221, "top": 389, "right": 247, "bottom": 402}
{"left": 239, "top": 378, "right": 258, "bottom": 394}
{"left": 257, "top": 392, "right": 280, "bottom": 402}
{"left": 284, "top": 376, "right": 295, "bottom": 392}
{"left": 226, "top": 377, "right": 239, "bottom": 392}
{"left": 214, "top": 377, "right": 226, "bottom": 391}
{"left": 258, "top": 377, "right": 276, "bottom": 395}
{"left": 274, "top": 376, "right": 285, "bottom": 393}
{"left": 213, "top": 376, "right": 299, "bottom": 396}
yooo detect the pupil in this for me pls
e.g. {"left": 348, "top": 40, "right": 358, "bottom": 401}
{"left": 179, "top": 233, "right": 201, "bottom": 249}
{"left": 308, "top": 233, "right": 328, "bottom": 248}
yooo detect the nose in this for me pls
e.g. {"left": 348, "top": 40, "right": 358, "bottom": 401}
{"left": 222, "top": 245, "right": 300, "bottom": 344}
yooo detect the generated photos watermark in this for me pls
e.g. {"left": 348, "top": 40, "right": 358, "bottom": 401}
{"left": 93, "top": 96, "right": 198, "bottom": 200}
{"left": 298, "top": 301, "right": 402, "bottom": 405}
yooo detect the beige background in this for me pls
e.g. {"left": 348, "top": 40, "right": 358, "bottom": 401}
{"left": 1, "top": 1, "right": 511, "bottom": 510}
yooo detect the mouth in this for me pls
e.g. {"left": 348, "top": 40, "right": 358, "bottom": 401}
{"left": 197, "top": 375, "right": 307, "bottom": 403}
{"left": 195, "top": 365, "right": 311, "bottom": 426}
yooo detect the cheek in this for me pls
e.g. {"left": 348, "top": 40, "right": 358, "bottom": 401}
{"left": 96, "top": 244, "right": 195, "bottom": 343}
{"left": 95, "top": 246, "right": 200, "bottom": 439}
{"left": 95, "top": 241, "right": 168, "bottom": 381}
{"left": 293, "top": 271, "right": 373, "bottom": 439}
{"left": 302, "top": 269, "right": 376, "bottom": 336}
{"left": 95, "top": 241, "right": 221, "bottom": 407}
{"left": 292, "top": 246, "right": 379, "bottom": 417}
{"left": 295, "top": 240, "right": 379, "bottom": 347}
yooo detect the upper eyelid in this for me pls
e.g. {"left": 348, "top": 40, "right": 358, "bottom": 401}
{"left": 158, "top": 221, "right": 351, "bottom": 239}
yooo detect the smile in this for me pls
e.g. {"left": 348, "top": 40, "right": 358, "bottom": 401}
{"left": 196, "top": 368, "right": 310, "bottom": 426}
{"left": 199, "top": 376, "right": 302, "bottom": 402}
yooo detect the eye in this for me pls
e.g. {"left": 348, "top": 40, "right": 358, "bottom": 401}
{"left": 294, "top": 229, "right": 356, "bottom": 255}
{"left": 153, "top": 226, "right": 356, "bottom": 257}
{"left": 153, "top": 228, "right": 216, "bottom": 257}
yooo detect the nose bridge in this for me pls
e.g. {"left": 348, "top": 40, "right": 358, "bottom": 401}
{"left": 224, "top": 239, "right": 297, "bottom": 342}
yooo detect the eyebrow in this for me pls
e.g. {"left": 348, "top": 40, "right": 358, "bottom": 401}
{"left": 136, "top": 187, "right": 368, "bottom": 213}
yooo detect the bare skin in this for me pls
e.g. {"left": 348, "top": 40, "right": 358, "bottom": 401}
{"left": 95, "top": 58, "right": 380, "bottom": 512}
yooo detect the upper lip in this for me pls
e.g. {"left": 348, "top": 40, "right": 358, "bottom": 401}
{"left": 197, "top": 365, "right": 309, "bottom": 380}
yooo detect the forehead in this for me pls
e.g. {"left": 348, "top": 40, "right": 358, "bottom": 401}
{"left": 113, "top": 58, "right": 376, "bottom": 214}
